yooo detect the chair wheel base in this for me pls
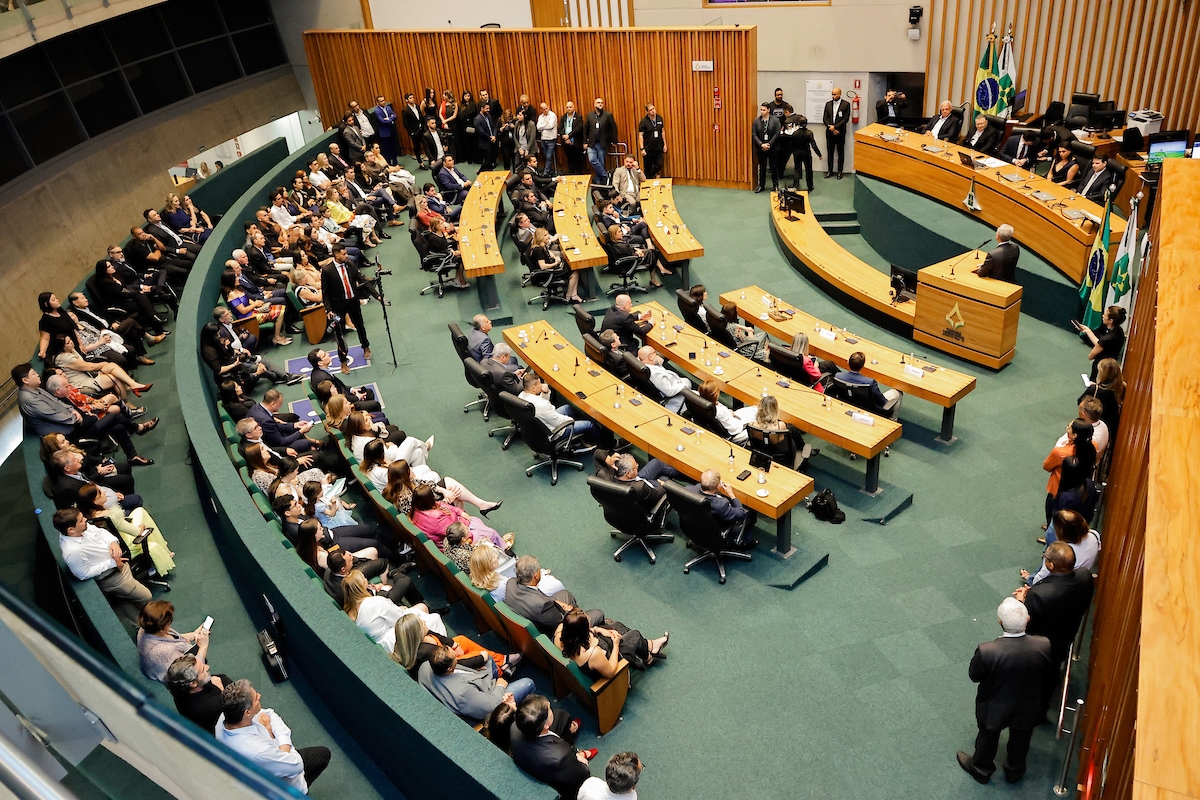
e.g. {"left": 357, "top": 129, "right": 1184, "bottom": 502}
{"left": 683, "top": 567, "right": 690, "bottom": 574}
{"left": 614, "top": 555, "right": 622, "bottom": 562}
{"left": 719, "top": 576, "right": 726, "bottom": 584}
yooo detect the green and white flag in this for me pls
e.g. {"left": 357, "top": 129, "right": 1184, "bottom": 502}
{"left": 1105, "top": 196, "right": 1140, "bottom": 313}
{"left": 963, "top": 173, "right": 981, "bottom": 211}
{"left": 996, "top": 29, "right": 1017, "bottom": 118}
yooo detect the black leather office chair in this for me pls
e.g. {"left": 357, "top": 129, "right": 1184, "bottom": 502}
{"left": 1042, "top": 101, "right": 1066, "bottom": 128}
{"left": 469, "top": 361, "right": 519, "bottom": 448}
{"left": 581, "top": 332, "right": 606, "bottom": 368}
{"left": 766, "top": 343, "right": 817, "bottom": 386}
{"left": 621, "top": 352, "right": 665, "bottom": 402}
{"left": 1106, "top": 158, "right": 1128, "bottom": 196}
{"left": 675, "top": 289, "right": 708, "bottom": 332}
{"left": 680, "top": 388, "right": 724, "bottom": 436}
{"left": 703, "top": 307, "right": 743, "bottom": 353}
{"left": 598, "top": 228, "right": 647, "bottom": 296}
{"left": 983, "top": 113, "right": 1007, "bottom": 133}
{"left": 499, "top": 393, "right": 587, "bottom": 485}
{"left": 572, "top": 304, "right": 596, "bottom": 337}
{"left": 662, "top": 482, "right": 752, "bottom": 584}
{"left": 1065, "top": 93, "right": 1100, "bottom": 129}
{"left": 587, "top": 476, "right": 673, "bottom": 563}
{"left": 525, "top": 262, "right": 571, "bottom": 311}
{"left": 410, "top": 220, "right": 461, "bottom": 298}
{"left": 1120, "top": 127, "right": 1144, "bottom": 155}
{"left": 1069, "top": 140, "right": 1097, "bottom": 163}
{"left": 828, "top": 377, "right": 892, "bottom": 456}
{"left": 448, "top": 325, "right": 488, "bottom": 416}
{"left": 745, "top": 424, "right": 800, "bottom": 470}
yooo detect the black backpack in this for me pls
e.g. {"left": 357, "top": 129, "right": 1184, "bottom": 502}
{"left": 807, "top": 489, "right": 845, "bottom": 524}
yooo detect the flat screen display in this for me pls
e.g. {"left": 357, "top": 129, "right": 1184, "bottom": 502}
{"left": 1147, "top": 139, "right": 1188, "bottom": 164}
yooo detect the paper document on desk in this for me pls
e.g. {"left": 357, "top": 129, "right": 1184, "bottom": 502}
{"left": 980, "top": 157, "right": 1007, "bottom": 168}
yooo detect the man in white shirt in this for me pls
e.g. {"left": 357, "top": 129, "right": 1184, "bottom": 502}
{"left": 269, "top": 191, "right": 307, "bottom": 230}
{"left": 637, "top": 346, "right": 689, "bottom": 413}
{"left": 216, "top": 679, "right": 330, "bottom": 795}
{"left": 536, "top": 102, "right": 559, "bottom": 176}
{"left": 925, "top": 100, "right": 962, "bottom": 141}
{"left": 347, "top": 99, "right": 375, "bottom": 142}
{"left": 54, "top": 508, "right": 150, "bottom": 624}
{"left": 1057, "top": 397, "right": 1109, "bottom": 462}
{"left": 609, "top": 156, "right": 646, "bottom": 214}
{"left": 307, "top": 159, "right": 331, "bottom": 192}
{"left": 578, "top": 751, "right": 644, "bottom": 800}
{"left": 518, "top": 373, "right": 600, "bottom": 442}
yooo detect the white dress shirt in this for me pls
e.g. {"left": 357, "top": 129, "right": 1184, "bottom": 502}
{"left": 578, "top": 776, "right": 638, "bottom": 800}
{"left": 215, "top": 709, "right": 307, "bottom": 793}
{"left": 518, "top": 390, "right": 573, "bottom": 430}
{"left": 270, "top": 204, "right": 300, "bottom": 230}
{"left": 59, "top": 523, "right": 119, "bottom": 580}
{"left": 646, "top": 363, "right": 689, "bottom": 400}
{"left": 929, "top": 116, "right": 948, "bottom": 139}
{"left": 537, "top": 110, "right": 558, "bottom": 141}
{"left": 353, "top": 110, "right": 375, "bottom": 138}
{"left": 354, "top": 596, "right": 445, "bottom": 651}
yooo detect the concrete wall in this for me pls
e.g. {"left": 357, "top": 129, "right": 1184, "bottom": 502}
{"left": 0, "top": 69, "right": 307, "bottom": 365}
{"left": 369, "top": 0, "right": 532, "bottom": 29}
{"left": 269, "top": 0, "right": 365, "bottom": 111}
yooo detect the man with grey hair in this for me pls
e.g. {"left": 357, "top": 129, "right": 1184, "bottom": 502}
{"left": 924, "top": 100, "right": 962, "bottom": 141}
{"left": 578, "top": 751, "right": 644, "bottom": 799}
{"left": 956, "top": 597, "right": 1051, "bottom": 785}
{"left": 216, "top": 679, "right": 330, "bottom": 794}
{"left": 974, "top": 223, "right": 1020, "bottom": 282}
{"left": 686, "top": 468, "right": 757, "bottom": 550}
{"left": 593, "top": 449, "right": 680, "bottom": 516}
{"left": 468, "top": 314, "right": 498, "bottom": 362}
{"left": 482, "top": 342, "right": 525, "bottom": 395}
{"left": 637, "top": 345, "right": 689, "bottom": 412}
{"left": 166, "top": 654, "right": 230, "bottom": 735}
{"left": 504, "top": 555, "right": 604, "bottom": 636}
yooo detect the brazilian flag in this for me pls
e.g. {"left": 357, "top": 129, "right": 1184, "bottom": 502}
{"left": 974, "top": 28, "right": 1000, "bottom": 118}
{"left": 1078, "top": 195, "right": 1112, "bottom": 329}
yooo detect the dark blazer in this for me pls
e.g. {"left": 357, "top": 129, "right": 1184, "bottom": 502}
{"left": 320, "top": 261, "right": 365, "bottom": 315}
{"left": 466, "top": 328, "right": 493, "bottom": 362}
{"left": 961, "top": 125, "right": 1001, "bottom": 154}
{"left": 510, "top": 728, "right": 591, "bottom": 799}
{"left": 925, "top": 113, "right": 961, "bottom": 141}
{"left": 481, "top": 357, "right": 522, "bottom": 395}
{"left": 686, "top": 484, "right": 746, "bottom": 526}
{"left": 975, "top": 241, "right": 1020, "bottom": 281}
{"left": 435, "top": 167, "right": 470, "bottom": 202}
{"left": 584, "top": 110, "right": 618, "bottom": 149}
{"left": 401, "top": 104, "right": 423, "bottom": 138}
{"left": 503, "top": 579, "right": 567, "bottom": 635}
{"left": 822, "top": 99, "right": 851, "bottom": 135}
{"left": 145, "top": 221, "right": 188, "bottom": 252}
{"left": 371, "top": 103, "right": 397, "bottom": 138}
{"left": 247, "top": 403, "right": 306, "bottom": 449}
{"left": 875, "top": 97, "right": 907, "bottom": 123}
{"left": 601, "top": 305, "right": 652, "bottom": 350}
{"left": 322, "top": 559, "right": 389, "bottom": 605}
{"left": 421, "top": 130, "right": 449, "bottom": 162}
{"left": 969, "top": 634, "right": 1053, "bottom": 730}
{"left": 326, "top": 150, "right": 352, "bottom": 178}
{"left": 558, "top": 111, "right": 585, "bottom": 148}
{"left": 474, "top": 113, "right": 496, "bottom": 150}
{"left": 1000, "top": 134, "right": 1042, "bottom": 167}
{"left": 49, "top": 471, "right": 89, "bottom": 509}
{"left": 593, "top": 450, "right": 665, "bottom": 512}
{"left": 751, "top": 116, "right": 781, "bottom": 151}
{"left": 246, "top": 247, "right": 277, "bottom": 279}
{"left": 1076, "top": 166, "right": 1114, "bottom": 203}
{"left": 309, "top": 367, "right": 350, "bottom": 399}
{"left": 1025, "top": 568, "right": 1095, "bottom": 663}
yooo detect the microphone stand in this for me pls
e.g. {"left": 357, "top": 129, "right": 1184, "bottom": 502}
{"left": 582, "top": 382, "right": 619, "bottom": 400}
{"left": 633, "top": 413, "right": 673, "bottom": 429}
{"left": 369, "top": 268, "right": 399, "bottom": 370}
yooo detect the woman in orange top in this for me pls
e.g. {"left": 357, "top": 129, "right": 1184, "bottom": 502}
{"left": 1042, "top": 419, "right": 1096, "bottom": 528}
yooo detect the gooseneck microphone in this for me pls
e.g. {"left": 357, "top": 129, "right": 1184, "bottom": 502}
{"left": 581, "top": 382, "right": 618, "bottom": 400}
{"left": 634, "top": 413, "right": 673, "bottom": 429}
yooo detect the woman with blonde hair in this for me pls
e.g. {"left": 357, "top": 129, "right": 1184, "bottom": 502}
{"left": 323, "top": 394, "right": 352, "bottom": 434}
{"left": 468, "top": 544, "right": 563, "bottom": 603}
{"left": 776, "top": 331, "right": 829, "bottom": 390}
{"left": 390, "top": 614, "right": 514, "bottom": 678}
{"left": 289, "top": 252, "right": 322, "bottom": 306}
{"left": 1079, "top": 357, "right": 1124, "bottom": 437}
{"left": 342, "top": 570, "right": 443, "bottom": 651}
{"left": 324, "top": 187, "right": 380, "bottom": 247}
{"left": 163, "top": 192, "right": 210, "bottom": 243}
{"left": 735, "top": 393, "right": 815, "bottom": 464}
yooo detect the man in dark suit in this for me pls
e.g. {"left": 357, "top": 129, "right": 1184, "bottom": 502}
{"left": 601, "top": 294, "right": 653, "bottom": 350}
{"left": 306, "top": 348, "right": 380, "bottom": 410}
{"left": 1076, "top": 156, "right": 1115, "bottom": 204}
{"left": 47, "top": 449, "right": 142, "bottom": 513}
{"left": 584, "top": 97, "right": 618, "bottom": 184}
{"left": 593, "top": 449, "right": 680, "bottom": 517}
{"left": 474, "top": 103, "right": 497, "bottom": 171}
{"left": 421, "top": 118, "right": 450, "bottom": 165}
{"left": 558, "top": 100, "right": 586, "bottom": 175}
{"left": 320, "top": 550, "right": 424, "bottom": 607}
{"left": 275, "top": 498, "right": 407, "bottom": 573}
{"left": 835, "top": 351, "right": 903, "bottom": 419}
{"left": 923, "top": 100, "right": 962, "bottom": 141}
{"left": 957, "top": 598, "right": 1053, "bottom": 785}
{"left": 504, "top": 556, "right": 604, "bottom": 636}
{"left": 143, "top": 209, "right": 201, "bottom": 259}
{"left": 510, "top": 695, "right": 593, "bottom": 799}
{"left": 400, "top": 93, "right": 425, "bottom": 165}
{"left": 482, "top": 344, "right": 524, "bottom": 395}
{"left": 999, "top": 130, "right": 1042, "bottom": 169}
{"left": 961, "top": 116, "right": 1001, "bottom": 154}
{"left": 595, "top": 330, "right": 629, "bottom": 377}
{"left": 1015, "top": 543, "right": 1095, "bottom": 709}
{"left": 434, "top": 156, "right": 471, "bottom": 205}
{"left": 751, "top": 104, "right": 781, "bottom": 193}
{"left": 235, "top": 417, "right": 313, "bottom": 468}
{"left": 822, "top": 87, "right": 852, "bottom": 179}
{"left": 249, "top": 389, "right": 315, "bottom": 452}
{"left": 326, "top": 143, "right": 352, "bottom": 178}
{"left": 370, "top": 95, "right": 399, "bottom": 164}
{"left": 875, "top": 89, "right": 907, "bottom": 125}
{"left": 320, "top": 245, "right": 371, "bottom": 374}
{"left": 975, "top": 224, "right": 1020, "bottom": 281}
{"left": 686, "top": 469, "right": 757, "bottom": 550}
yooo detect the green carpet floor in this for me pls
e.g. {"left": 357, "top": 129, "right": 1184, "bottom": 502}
{"left": 7, "top": 155, "right": 1094, "bottom": 799}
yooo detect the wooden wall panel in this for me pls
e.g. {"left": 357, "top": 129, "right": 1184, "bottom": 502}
{"left": 303, "top": 28, "right": 756, "bottom": 189}
{"left": 924, "top": 0, "right": 1200, "bottom": 133}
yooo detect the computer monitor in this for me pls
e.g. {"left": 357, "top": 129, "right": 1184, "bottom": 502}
{"left": 1012, "top": 89, "right": 1027, "bottom": 112}
{"left": 1089, "top": 109, "right": 1126, "bottom": 130}
{"left": 889, "top": 264, "right": 918, "bottom": 299}
{"left": 1147, "top": 129, "right": 1191, "bottom": 149}
{"left": 1193, "top": 141, "right": 1200, "bottom": 159}
{"left": 1147, "top": 139, "right": 1189, "bottom": 165}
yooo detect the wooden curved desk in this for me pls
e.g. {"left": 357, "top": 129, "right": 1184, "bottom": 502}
{"left": 639, "top": 179, "right": 703, "bottom": 284}
{"left": 635, "top": 300, "right": 901, "bottom": 494}
{"left": 553, "top": 176, "right": 607, "bottom": 271}
{"left": 458, "top": 170, "right": 508, "bottom": 310}
{"left": 503, "top": 319, "right": 813, "bottom": 557}
{"left": 720, "top": 286, "right": 977, "bottom": 442}
{"left": 854, "top": 122, "right": 1125, "bottom": 283}
{"left": 771, "top": 194, "right": 1022, "bottom": 370}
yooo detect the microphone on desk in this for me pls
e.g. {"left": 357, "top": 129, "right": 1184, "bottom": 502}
{"left": 573, "top": 357, "right": 579, "bottom": 376}
{"left": 634, "top": 413, "right": 673, "bottom": 429}
{"left": 726, "top": 365, "right": 761, "bottom": 384}
{"left": 533, "top": 328, "right": 547, "bottom": 344}
{"left": 581, "top": 382, "right": 619, "bottom": 400}
{"left": 484, "top": 243, "right": 491, "bottom": 253}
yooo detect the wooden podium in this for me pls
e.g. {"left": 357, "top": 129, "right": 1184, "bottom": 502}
{"left": 913, "top": 253, "right": 1022, "bottom": 369}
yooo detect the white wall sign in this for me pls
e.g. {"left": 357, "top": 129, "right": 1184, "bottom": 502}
{"left": 692, "top": 60, "right": 714, "bottom": 72}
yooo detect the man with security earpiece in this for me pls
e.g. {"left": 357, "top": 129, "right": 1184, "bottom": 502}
{"left": 778, "top": 105, "right": 823, "bottom": 192}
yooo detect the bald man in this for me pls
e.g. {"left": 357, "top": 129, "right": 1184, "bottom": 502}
{"left": 822, "top": 88, "right": 851, "bottom": 179}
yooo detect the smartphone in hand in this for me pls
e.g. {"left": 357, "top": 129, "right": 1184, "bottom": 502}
{"left": 201, "top": 616, "right": 214, "bottom": 631}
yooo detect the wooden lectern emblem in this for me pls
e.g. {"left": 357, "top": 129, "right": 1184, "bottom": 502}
{"left": 942, "top": 303, "right": 966, "bottom": 341}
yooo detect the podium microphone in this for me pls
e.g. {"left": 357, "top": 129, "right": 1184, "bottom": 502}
{"left": 633, "top": 413, "right": 673, "bottom": 429}
{"left": 972, "top": 236, "right": 992, "bottom": 261}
